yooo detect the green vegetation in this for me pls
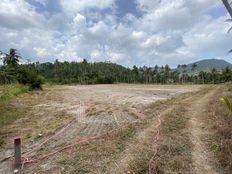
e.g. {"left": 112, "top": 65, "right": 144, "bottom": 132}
{"left": 0, "top": 101, "right": 24, "bottom": 147}
{"left": 1, "top": 48, "right": 232, "bottom": 85}
{"left": 0, "top": 138, "right": 5, "bottom": 147}
{"left": 176, "top": 59, "right": 232, "bottom": 75}
{"left": 222, "top": 97, "right": 232, "bottom": 114}
{"left": 206, "top": 85, "right": 232, "bottom": 173}
{"left": 0, "top": 101, "right": 26, "bottom": 126}
{"left": 0, "top": 85, "right": 29, "bottom": 127}
{"left": 0, "top": 85, "right": 29, "bottom": 147}
{"left": 13, "top": 59, "right": 232, "bottom": 85}
{"left": 0, "top": 85, "right": 29, "bottom": 100}
{"left": 0, "top": 48, "right": 44, "bottom": 90}
{"left": 116, "top": 127, "right": 135, "bottom": 152}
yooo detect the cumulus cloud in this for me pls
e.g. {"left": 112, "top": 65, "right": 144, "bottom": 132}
{"left": 0, "top": 0, "right": 230, "bottom": 67}
{"left": 0, "top": 0, "right": 44, "bottom": 29}
{"left": 60, "top": 0, "right": 115, "bottom": 15}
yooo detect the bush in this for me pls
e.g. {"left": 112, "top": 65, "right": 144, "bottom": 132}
{"left": 29, "top": 75, "right": 45, "bottom": 90}
{"left": 17, "top": 67, "right": 44, "bottom": 90}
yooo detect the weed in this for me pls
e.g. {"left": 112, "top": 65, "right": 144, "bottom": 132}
{"left": 222, "top": 97, "right": 232, "bottom": 114}
{"left": 26, "top": 132, "right": 32, "bottom": 139}
{"left": 209, "top": 85, "right": 232, "bottom": 172}
{"left": 0, "top": 101, "right": 27, "bottom": 126}
{"left": 210, "top": 143, "right": 221, "bottom": 151}
{"left": 0, "top": 138, "right": 5, "bottom": 147}
{"left": 0, "top": 85, "right": 29, "bottom": 100}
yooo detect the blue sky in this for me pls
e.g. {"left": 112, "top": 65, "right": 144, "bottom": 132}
{"left": 0, "top": 0, "right": 231, "bottom": 67}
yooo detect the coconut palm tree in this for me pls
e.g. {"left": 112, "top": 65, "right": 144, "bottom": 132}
{"left": 3, "top": 48, "right": 20, "bottom": 68}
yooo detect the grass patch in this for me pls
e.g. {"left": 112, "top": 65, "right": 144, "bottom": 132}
{"left": 55, "top": 126, "right": 137, "bottom": 174}
{"left": 116, "top": 127, "right": 135, "bottom": 152}
{"left": 153, "top": 104, "right": 193, "bottom": 174}
{"left": 0, "top": 85, "right": 29, "bottom": 147}
{"left": 0, "top": 84, "right": 29, "bottom": 100}
{"left": 208, "top": 85, "right": 232, "bottom": 172}
{"left": 0, "top": 101, "right": 27, "bottom": 127}
{"left": 0, "top": 137, "right": 5, "bottom": 147}
{"left": 0, "top": 101, "right": 27, "bottom": 148}
{"left": 0, "top": 85, "right": 29, "bottom": 126}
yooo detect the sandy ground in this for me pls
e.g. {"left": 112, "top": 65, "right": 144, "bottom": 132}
{"left": 0, "top": 84, "right": 202, "bottom": 173}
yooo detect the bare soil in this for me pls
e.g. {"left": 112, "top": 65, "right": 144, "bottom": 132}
{"left": 0, "top": 84, "right": 202, "bottom": 173}
{"left": 188, "top": 87, "right": 220, "bottom": 174}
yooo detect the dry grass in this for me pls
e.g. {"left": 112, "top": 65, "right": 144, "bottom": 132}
{"left": 0, "top": 84, "right": 205, "bottom": 173}
{"left": 0, "top": 85, "right": 73, "bottom": 150}
{"left": 55, "top": 126, "right": 137, "bottom": 174}
{"left": 206, "top": 84, "right": 232, "bottom": 173}
{"left": 144, "top": 87, "right": 213, "bottom": 173}
{"left": 0, "top": 85, "right": 30, "bottom": 147}
{"left": 152, "top": 103, "right": 192, "bottom": 173}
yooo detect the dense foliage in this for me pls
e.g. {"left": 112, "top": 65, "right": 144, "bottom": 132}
{"left": 1, "top": 48, "right": 232, "bottom": 85}
{"left": 0, "top": 49, "right": 43, "bottom": 89}
{"left": 21, "top": 60, "right": 232, "bottom": 85}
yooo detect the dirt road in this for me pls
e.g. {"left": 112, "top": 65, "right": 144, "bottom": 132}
{"left": 104, "top": 86, "right": 222, "bottom": 174}
{"left": 188, "top": 87, "right": 220, "bottom": 174}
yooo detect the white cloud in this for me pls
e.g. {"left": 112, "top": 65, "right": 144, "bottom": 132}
{"left": 60, "top": 0, "right": 115, "bottom": 15}
{"left": 0, "top": 0, "right": 230, "bottom": 67}
{"left": 0, "top": 0, "right": 45, "bottom": 29}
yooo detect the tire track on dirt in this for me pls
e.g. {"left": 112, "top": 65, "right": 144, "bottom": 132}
{"left": 105, "top": 86, "right": 221, "bottom": 174}
{"left": 188, "top": 86, "right": 220, "bottom": 174}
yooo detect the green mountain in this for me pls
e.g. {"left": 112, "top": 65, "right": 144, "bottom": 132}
{"left": 176, "top": 59, "right": 232, "bottom": 74}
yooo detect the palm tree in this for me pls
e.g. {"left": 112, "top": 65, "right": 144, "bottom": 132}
{"left": 3, "top": 48, "right": 20, "bottom": 68}
{"left": 191, "top": 63, "right": 197, "bottom": 71}
{"left": 222, "top": 67, "right": 232, "bottom": 82}
{"left": 211, "top": 68, "right": 218, "bottom": 84}
{"left": 181, "top": 64, "right": 187, "bottom": 83}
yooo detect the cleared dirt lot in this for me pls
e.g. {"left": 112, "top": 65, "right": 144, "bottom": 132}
{"left": 0, "top": 84, "right": 202, "bottom": 173}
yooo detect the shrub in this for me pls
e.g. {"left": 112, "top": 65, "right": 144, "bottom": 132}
{"left": 17, "top": 67, "right": 44, "bottom": 90}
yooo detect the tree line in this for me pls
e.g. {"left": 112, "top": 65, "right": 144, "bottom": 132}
{"left": 1, "top": 48, "right": 232, "bottom": 86}
{"left": 34, "top": 60, "right": 232, "bottom": 84}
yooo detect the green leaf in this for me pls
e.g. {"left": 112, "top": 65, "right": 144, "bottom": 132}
{"left": 223, "top": 97, "right": 232, "bottom": 114}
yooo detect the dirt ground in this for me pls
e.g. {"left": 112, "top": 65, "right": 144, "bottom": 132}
{"left": 188, "top": 87, "right": 220, "bottom": 174}
{"left": 0, "top": 84, "right": 202, "bottom": 173}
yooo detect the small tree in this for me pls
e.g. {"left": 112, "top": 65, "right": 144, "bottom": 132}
{"left": 3, "top": 48, "right": 20, "bottom": 68}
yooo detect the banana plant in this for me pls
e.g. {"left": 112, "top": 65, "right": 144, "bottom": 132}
{"left": 222, "top": 97, "right": 232, "bottom": 114}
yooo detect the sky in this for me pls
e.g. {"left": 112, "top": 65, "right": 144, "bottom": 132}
{"left": 0, "top": 0, "right": 231, "bottom": 67}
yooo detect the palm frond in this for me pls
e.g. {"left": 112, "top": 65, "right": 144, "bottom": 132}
{"left": 228, "top": 49, "right": 232, "bottom": 54}
{"left": 226, "top": 18, "right": 232, "bottom": 22}
{"left": 223, "top": 97, "right": 232, "bottom": 114}
{"left": 227, "top": 26, "right": 232, "bottom": 33}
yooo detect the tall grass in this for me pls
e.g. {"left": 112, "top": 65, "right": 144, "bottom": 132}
{"left": 0, "top": 84, "right": 29, "bottom": 100}
{"left": 0, "top": 84, "right": 29, "bottom": 147}
{"left": 209, "top": 86, "right": 232, "bottom": 173}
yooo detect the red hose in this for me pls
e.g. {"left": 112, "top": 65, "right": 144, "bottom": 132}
{"left": 149, "top": 111, "right": 162, "bottom": 174}
{"left": 17, "top": 110, "right": 161, "bottom": 171}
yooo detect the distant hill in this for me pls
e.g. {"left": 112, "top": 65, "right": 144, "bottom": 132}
{"left": 175, "top": 59, "right": 232, "bottom": 74}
